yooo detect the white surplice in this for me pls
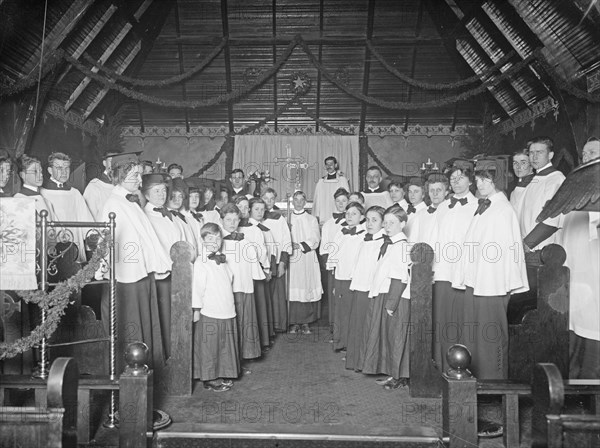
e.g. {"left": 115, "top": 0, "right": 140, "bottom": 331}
{"left": 289, "top": 211, "right": 323, "bottom": 302}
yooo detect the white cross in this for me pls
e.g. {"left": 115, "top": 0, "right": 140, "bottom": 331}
{"left": 274, "top": 144, "right": 309, "bottom": 193}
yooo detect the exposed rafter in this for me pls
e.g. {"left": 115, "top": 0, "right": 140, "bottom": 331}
{"left": 221, "top": 0, "right": 234, "bottom": 133}
{"left": 272, "top": 0, "right": 278, "bottom": 132}
{"left": 315, "top": 0, "right": 324, "bottom": 132}
{"left": 404, "top": 0, "right": 424, "bottom": 131}
{"left": 82, "top": 41, "right": 141, "bottom": 120}
{"left": 64, "top": 0, "right": 152, "bottom": 111}
{"left": 359, "top": 0, "right": 376, "bottom": 134}
{"left": 56, "top": 4, "right": 119, "bottom": 84}
{"left": 174, "top": 0, "right": 190, "bottom": 131}
{"left": 24, "top": 0, "right": 95, "bottom": 77}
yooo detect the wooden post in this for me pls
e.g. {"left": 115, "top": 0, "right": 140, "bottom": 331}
{"left": 47, "top": 357, "right": 79, "bottom": 448}
{"left": 161, "top": 241, "right": 195, "bottom": 396}
{"left": 119, "top": 342, "right": 153, "bottom": 448}
{"left": 442, "top": 344, "right": 477, "bottom": 448}
{"left": 509, "top": 244, "right": 570, "bottom": 381}
{"left": 409, "top": 243, "right": 442, "bottom": 398}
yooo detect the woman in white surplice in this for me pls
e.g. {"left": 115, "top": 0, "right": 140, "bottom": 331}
{"left": 289, "top": 191, "right": 323, "bottom": 334}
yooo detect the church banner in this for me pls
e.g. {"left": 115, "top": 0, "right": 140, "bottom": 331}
{"left": 0, "top": 197, "right": 37, "bottom": 290}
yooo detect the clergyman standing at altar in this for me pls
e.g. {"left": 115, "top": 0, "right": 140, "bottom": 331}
{"left": 312, "top": 156, "right": 351, "bottom": 225}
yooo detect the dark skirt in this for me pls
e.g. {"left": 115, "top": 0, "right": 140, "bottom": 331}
{"left": 253, "top": 280, "right": 270, "bottom": 347}
{"left": 332, "top": 279, "right": 352, "bottom": 350}
{"left": 102, "top": 275, "right": 165, "bottom": 374}
{"left": 326, "top": 270, "right": 335, "bottom": 327}
{"left": 264, "top": 277, "right": 275, "bottom": 338}
{"left": 269, "top": 271, "right": 288, "bottom": 331}
{"left": 289, "top": 301, "right": 320, "bottom": 325}
{"left": 463, "top": 286, "right": 509, "bottom": 380}
{"left": 155, "top": 275, "right": 171, "bottom": 359}
{"left": 193, "top": 314, "right": 240, "bottom": 381}
{"left": 361, "top": 293, "right": 410, "bottom": 379}
{"left": 345, "top": 290, "right": 370, "bottom": 371}
{"left": 233, "top": 292, "right": 262, "bottom": 360}
{"left": 432, "top": 281, "right": 465, "bottom": 373}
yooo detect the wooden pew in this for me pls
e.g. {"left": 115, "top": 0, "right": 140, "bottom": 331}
{"left": 0, "top": 357, "right": 78, "bottom": 448}
{"left": 532, "top": 363, "right": 600, "bottom": 448}
{"left": 1, "top": 343, "right": 153, "bottom": 448}
{"left": 442, "top": 347, "right": 600, "bottom": 448}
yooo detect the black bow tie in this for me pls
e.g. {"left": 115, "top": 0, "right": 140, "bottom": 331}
{"left": 223, "top": 232, "right": 244, "bottom": 241}
{"left": 333, "top": 212, "right": 345, "bottom": 224}
{"left": 171, "top": 210, "right": 187, "bottom": 223}
{"left": 449, "top": 196, "right": 468, "bottom": 208}
{"left": 257, "top": 223, "right": 270, "bottom": 232}
{"left": 191, "top": 211, "right": 203, "bottom": 222}
{"left": 126, "top": 194, "right": 140, "bottom": 205}
{"left": 342, "top": 227, "right": 364, "bottom": 236}
{"left": 427, "top": 206, "right": 436, "bottom": 214}
{"left": 364, "top": 233, "right": 382, "bottom": 242}
{"left": 153, "top": 207, "right": 173, "bottom": 220}
{"left": 475, "top": 198, "right": 492, "bottom": 216}
{"left": 239, "top": 218, "right": 252, "bottom": 227}
{"left": 378, "top": 235, "right": 393, "bottom": 260}
{"left": 406, "top": 204, "right": 416, "bottom": 215}
{"left": 326, "top": 173, "right": 337, "bottom": 180}
{"left": 208, "top": 252, "right": 226, "bottom": 264}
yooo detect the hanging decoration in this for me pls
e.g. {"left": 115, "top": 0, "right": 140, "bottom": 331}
{"left": 0, "top": 233, "right": 112, "bottom": 360}
{"left": 0, "top": 49, "right": 65, "bottom": 98}
{"left": 81, "top": 37, "right": 228, "bottom": 87}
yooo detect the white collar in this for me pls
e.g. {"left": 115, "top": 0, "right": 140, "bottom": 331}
{"left": 50, "top": 177, "right": 65, "bottom": 187}
{"left": 23, "top": 184, "right": 39, "bottom": 192}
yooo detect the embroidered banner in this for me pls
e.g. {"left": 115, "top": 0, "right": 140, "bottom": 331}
{"left": 0, "top": 198, "right": 37, "bottom": 290}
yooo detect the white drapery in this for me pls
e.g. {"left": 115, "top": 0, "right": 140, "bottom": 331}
{"left": 233, "top": 135, "right": 359, "bottom": 200}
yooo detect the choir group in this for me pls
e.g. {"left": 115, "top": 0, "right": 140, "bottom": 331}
{"left": 0, "top": 134, "right": 598, "bottom": 392}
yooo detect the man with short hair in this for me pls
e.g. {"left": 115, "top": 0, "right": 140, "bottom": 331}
{"left": 227, "top": 168, "right": 251, "bottom": 198}
{"left": 362, "top": 166, "right": 393, "bottom": 209}
{"left": 520, "top": 136, "right": 566, "bottom": 252}
{"left": 312, "top": 156, "right": 351, "bottom": 225}
{"left": 509, "top": 148, "right": 535, "bottom": 216}
{"left": 0, "top": 156, "right": 12, "bottom": 197}
{"left": 168, "top": 163, "right": 183, "bottom": 179}
{"left": 41, "top": 152, "right": 94, "bottom": 263}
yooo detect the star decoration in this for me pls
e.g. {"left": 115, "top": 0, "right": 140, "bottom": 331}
{"left": 289, "top": 72, "right": 311, "bottom": 95}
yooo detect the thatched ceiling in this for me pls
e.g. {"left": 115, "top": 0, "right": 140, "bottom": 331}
{"left": 1, "top": 0, "right": 599, "bottom": 132}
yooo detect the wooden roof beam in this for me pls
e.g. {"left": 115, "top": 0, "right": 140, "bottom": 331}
{"left": 64, "top": 0, "right": 152, "bottom": 111}
{"left": 174, "top": 0, "right": 190, "bottom": 132}
{"left": 404, "top": 0, "right": 424, "bottom": 131}
{"left": 24, "top": 0, "right": 95, "bottom": 76}
{"left": 221, "top": 0, "right": 234, "bottom": 133}
{"left": 56, "top": 3, "right": 119, "bottom": 84}
{"left": 272, "top": 0, "right": 278, "bottom": 132}
{"left": 156, "top": 35, "right": 445, "bottom": 46}
{"left": 315, "top": 0, "right": 324, "bottom": 132}
{"left": 359, "top": 0, "right": 376, "bottom": 134}
{"left": 82, "top": 41, "right": 141, "bottom": 120}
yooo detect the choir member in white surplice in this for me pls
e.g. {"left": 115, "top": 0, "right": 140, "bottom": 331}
{"left": 430, "top": 165, "right": 478, "bottom": 372}
{"left": 220, "top": 203, "right": 262, "bottom": 369}
{"left": 235, "top": 195, "right": 271, "bottom": 349}
{"left": 84, "top": 153, "right": 118, "bottom": 221}
{"left": 562, "top": 139, "right": 600, "bottom": 379}
{"left": 312, "top": 156, "right": 351, "bottom": 225}
{"left": 319, "top": 188, "right": 349, "bottom": 331}
{"left": 99, "top": 154, "right": 171, "bottom": 373}
{"left": 262, "top": 188, "right": 292, "bottom": 332}
{"left": 328, "top": 202, "right": 366, "bottom": 351}
{"left": 167, "top": 178, "right": 198, "bottom": 254}
{"left": 520, "top": 137, "right": 565, "bottom": 252}
{"left": 508, "top": 149, "right": 534, "bottom": 217}
{"left": 361, "top": 205, "right": 411, "bottom": 390}
{"left": 182, "top": 185, "right": 204, "bottom": 248}
{"left": 403, "top": 177, "right": 427, "bottom": 240}
{"left": 362, "top": 166, "right": 393, "bottom": 209}
{"left": 409, "top": 174, "right": 449, "bottom": 246}
{"left": 14, "top": 155, "right": 56, "bottom": 219}
{"left": 452, "top": 168, "right": 528, "bottom": 380}
{"left": 387, "top": 180, "right": 409, "bottom": 211}
{"left": 346, "top": 205, "right": 385, "bottom": 371}
{"left": 40, "top": 152, "right": 94, "bottom": 263}
{"left": 192, "top": 223, "right": 240, "bottom": 392}
{"left": 288, "top": 191, "right": 323, "bottom": 334}
{"left": 142, "top": 173, "right": 185, "bottom": 358}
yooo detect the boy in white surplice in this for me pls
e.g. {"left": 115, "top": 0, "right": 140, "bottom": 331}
{"left": 288, "top": 191, "right": 323, "bottom": 335}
